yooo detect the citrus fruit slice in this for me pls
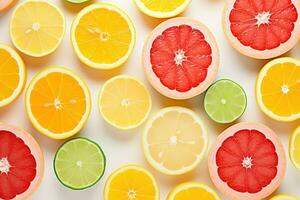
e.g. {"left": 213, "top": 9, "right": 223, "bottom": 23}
{"left": 167, "top": 182, "right": 221, "bottom": 200}
{"left": 204, "top": 79, "right": 247, "bottom": 124}
{"left": 0, "top": 43, "right": 25, "bottom": 108}
{"left": 143, "top": 107, "right": 207, "bottom": 175}
{"left": 71, "top": 3, "right": 135, "bottom": 69}
{"left": 10, "top": 0, "right": 65, "bottom": 57}
{"left": 25, "top": 67, "right": 91, "bottom": 140}
{"left": 54, "top": 137, "right": 106, "bottom": 190}
{"left": 143, "top": 17, "right": 219, "bottom": 99}
{"left": 99, "top": 75, "right": 152, "bottom": 130}
{"left": 208, "top": 122, "right": 286, "bottom": 200}
{"left": 270, "top": 194, "right": 300, "bottom": 200}
{"left": 0, "top": 123, "right": 44, "bottom": 199}
{"left": 0, "top": 0, "right": 16, "bottom": 12}
{"left": 256, "top": 57, "right": 300, "bottom": 122}
{"left": 104, "top": 165, "right": 159, "bottom": 200}
{"left": 66, "top": 0, "right": 89, "bottom": 4}
{"left": 133, "top": 0, "right": 191, "bottom": 18}
{"left": 289, "top": 126, "right": 300, "bottom": 171}
{"left": 223, "top": 0, "right": 300, "bottom": 59}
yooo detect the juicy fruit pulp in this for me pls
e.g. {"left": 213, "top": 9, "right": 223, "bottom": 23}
{"left": 54, "top": 138, "right": 105, "bottom": 190}
{"left": 204, "top": 79, "right": 247, "bottom": 124}
{"left": 10, "top": 0, "right": 65, "bottom": 57}
{"left": 290, "top": 127, "right": 300, "bottom": 171}
{"left": 104, "top": 165, "right": 159, "bottom": 200}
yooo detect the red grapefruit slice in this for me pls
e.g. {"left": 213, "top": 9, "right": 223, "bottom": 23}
{"left": 143, "top": 17, "right": 219, "bottom": 99}
{"left": 223, "top": 0, "right": 300, "bottom": 59}
{"left": 208, "top": 122, "right": 286, "bottom": 200}
{"left": 0, "top": 124, "right": 44, "bottom": 200}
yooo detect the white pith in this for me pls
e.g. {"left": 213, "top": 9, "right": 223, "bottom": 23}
{"left": 255, "top": 11, "right": 271, "bottom": 26}
{"left": 0, "top": 157, "right": 11, "bottom": 174}
{"left": 242, "top": 156, "right": 253, "bottom": 169}
{"left": 127, "top": 189, "right": 137, "bottom": 199}
{"left": 174, "top": 49, "right": 187, "bottom": 66}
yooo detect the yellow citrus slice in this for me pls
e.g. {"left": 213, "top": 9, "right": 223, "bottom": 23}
{"left": 71, "top": 3, "right": 135, "bottom": 69}
{"left": 290, "top": 126, "right": 300, "bottom": 171}
{"left": 10, "top": 0, "right": 65, "bottom": 57}
{"left": 25, "top": 67, "right": 91, "bottom": 139}
{"left": 143, "top": 107, "right": 207, "bottom": 175}
{"left": 133, "top": 0, "right": 192, "bottom": 18}
{"left": 256, "top": 57, "right": 300, "bottom": 122}
{"left": 0, "top": 43, "right": 25, "bottom": 107}
{"left": 167, "top": 182, "right": 221, "bottom": 200}
{"left": 270, "top": 194, "right": 300, "bottom": 200}
{"left": 104, "top": 165, "right": 159, "bottom": 200}
{"left": 99, "top": 75, "right": 151, "bottom": 130}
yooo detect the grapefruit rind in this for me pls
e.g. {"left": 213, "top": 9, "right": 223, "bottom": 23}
{"left": 289, "top": 126, "right": 300, "bottom": 171}
{"left": 208, "top": 122, "right": 286, "bottom": 200}
{"left": 143, "top": 17, "right": 219, "bottom": 100}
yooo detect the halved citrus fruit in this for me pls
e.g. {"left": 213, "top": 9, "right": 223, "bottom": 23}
{"left": 25, "top": 67, "right": 91, "bottom": 140}
{"left": 0, "top": 0, "right": 16, "bottom": 12}
{"left": 256, "top": 57, "right": 300, "bottom": 122}
{"left": 71, "top": 3, "right": 135, "bottom": 69}
{"left": 143, "top": 107, "right": 207, "bottom": 175}
{"left": 270, "top": 194, "right": 300, "bottom": 200}
{"left": 290, "top": 126, "right": 300, "bottom": 171}
{"left": 99, "top": 75, "right": 152, "bottom": 130}
{"left": 0, "top": 43, "right": 25, "bottom": 108}
{"left": 10, "top": 0, "right": 65, "bottom": 57}
{"left": 0, "top": 123, "right": 44, "bottom": 200}
{"left": 143, "top": 17, "right": 219, "bottom": 99}
{"left": 133, "top": 0, "right": 192, "bottom": 18}
{"left": 208, "top": 122, "right": 286, "bottom": 200}
{"left": 104, "top": 165, "right": 159, "bottom": 200}
{"left": 167, "top": 182, "right": 221, "bottom": 200}
{"left": 223, "top": 0, "right": 300, "bottom": 59}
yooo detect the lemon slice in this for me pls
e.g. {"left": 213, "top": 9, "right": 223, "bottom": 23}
{"left": 0, "top": 43, "right": 25, "bottom": 107}
{"left": 270, "top": 194, "right": 300, "bottom": 200}
{"left": 256, "top": 57, "right": 300, "bottom": 122}
{"left": 10, "top": 0, "right": 65, "bottom": 57}
{"left": 143, "top": 107, "right": 207, "bottom": 175}
{"left": 25, "top": 67, "right": 91, "bottom": 139}
{"left": 134, "top": 0, "right": 192, "bottom": 18}
{"left": 104, "top": 165, "right": 159, "bottom": 200}
{"left": 290, "top": 126, "right": 300, "bottom": 171}
{"left": 167, "top": 182, "right": 221, "bottom": 200}
{"left": 71, "top": 3, "right": 135, "bottom": 69}
{"left": 99, "top": 75, "right": 151, "bottom": 130}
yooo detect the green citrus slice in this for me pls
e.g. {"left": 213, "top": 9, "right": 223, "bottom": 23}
{"left": 204, "top": 79, "right": 247, "bottom": 123}
{"left": 53, "top": 137, "right": 106, "bottom": 190}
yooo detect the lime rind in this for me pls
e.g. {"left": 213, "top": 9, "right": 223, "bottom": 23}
{"left": 53, "top": 137, "right": 106, "bottom": 190}
{"left": 204, "top": 79, "right": 247, "bottom": 124}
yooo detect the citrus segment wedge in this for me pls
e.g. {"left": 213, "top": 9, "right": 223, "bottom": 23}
{"left": 25, "top": 67, "right": 91, "bottom": 139}
{"left": 290, "top": 126, "right": 300, "bottom": 171}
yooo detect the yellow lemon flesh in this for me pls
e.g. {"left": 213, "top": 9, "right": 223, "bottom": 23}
{"left": 290, "top": 127, "right": 300, "bottom": 171}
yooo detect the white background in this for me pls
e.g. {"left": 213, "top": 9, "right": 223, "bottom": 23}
{"left": 1, "top": 0, "right": 300, "bottom": 199}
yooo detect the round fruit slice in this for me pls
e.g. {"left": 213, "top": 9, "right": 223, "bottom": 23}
{"left": 99, "top": 75, "right": 152, "bottom": 130}
{"left": 289, "top": 126, "right": 300, "bottom": 171}
{"left": 54, "top": 137, "right": 106, "bottom": 190}
{"left": 0, "top": 0, "right": 16, "bottom": 12}
{"left": 0, "top": 43, "right": 25, "bottom": 108}
{"left": 223, "top": 0, "right": 300, "bottom": 59}
{"left": 25, "top": 67, "right": 91, "bottom": 140}
{"left": 204, "top": 79, "right": 247, "bottom": 124}
{"left": 0, "top": 123, "right": 44, "bottom": 200}
{"left": 65, "top": 0, "right": 89, "bottom": 4}
{"left": 208, "top": 122, "right": 286, "bottom": 200}
{"left": 270, "top": 194, "right": 300, "bottom": 200}
{"left": 256, "top": 57, "right": 300, "bottom": 122}
{"left": 143, "top": 17, "right": 219, "bottom": 99}
{"left": 104, "top": 165, "right": 159, "bottom": 200}
{"left": 167, "top": 182, "right": 221, "bottom": 200}
{"left": 71, "top": 3, "right": 135, "bottom": 69}
{"left": 143, "top": 107, "right": 207, "bottom": 175}
{"left": 10, "top": 0, "right": 65, "bottom": 57}
{"left": 133, "top": 0, "right": 191, "bottom": 18}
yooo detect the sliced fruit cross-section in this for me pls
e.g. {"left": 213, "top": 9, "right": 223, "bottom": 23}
{"left": 290, "top": 126, "right": 300, "bottom": 171}
{"left": 270, "top": 194, "right": 300, "bottom": 200}
{"left": 0, "top": 0, "right": 16, "bottom": 12}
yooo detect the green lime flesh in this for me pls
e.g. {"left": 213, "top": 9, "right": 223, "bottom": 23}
{"left": 54, "top": 137, "right": 106, "bottom": 190}
{"left": 204, "top": 79, "right": 247, "bottom": 124}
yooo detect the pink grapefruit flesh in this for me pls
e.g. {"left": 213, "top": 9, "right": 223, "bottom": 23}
{"left": 223, "top": 0, "right": 300, "bottom": 59}
{"left": 143, "top": 17, "right": 219, "bottom": 99}
{"left": 0, "top": 124, "right": 44, "bottom": 200}
{"left": 208, "top": 122, "right": 286, "bottom": 200}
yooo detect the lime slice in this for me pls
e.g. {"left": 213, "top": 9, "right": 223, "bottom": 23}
{"left": 53, "top": 137, "right": 106, "bottom": 190}
{"left": 204, "top": 79, "right": 247, "bottom": 123}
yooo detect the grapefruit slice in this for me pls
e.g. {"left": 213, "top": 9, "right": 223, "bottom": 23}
{"left": 143, "top": 17, "right": 219, "bottom": 99}
{"left": 0, "top": 0, "right": 16, "bottom": 12}
{"left": 0, "top": 123, "right": 44, "bottom": 200}
{"left": 223, "top": 0, "right": 300, "bottom": 59}
{"left": 208, "top": 122, "right": 286, "bottom": 200}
